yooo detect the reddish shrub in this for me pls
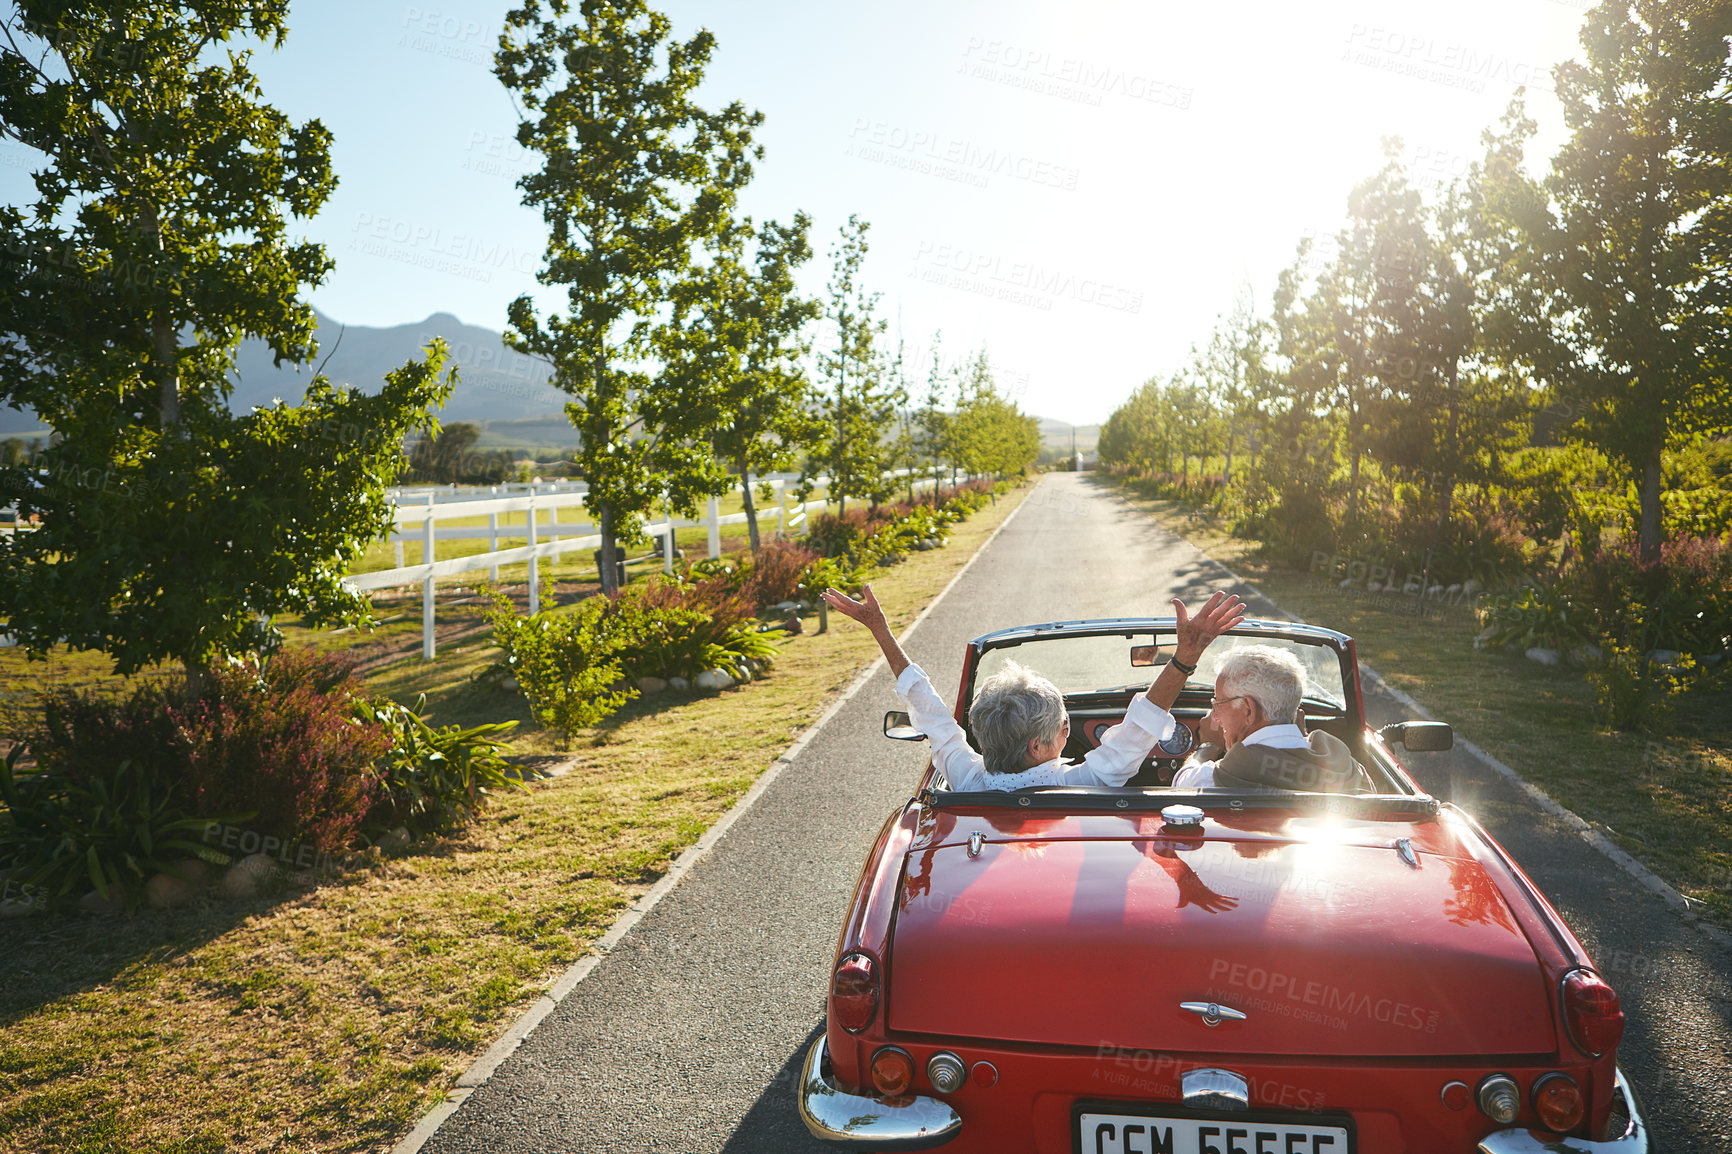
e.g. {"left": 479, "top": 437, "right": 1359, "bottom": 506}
{"left": 621, "top": 572, "right": 757, "bottom": 633}
{"left": 168, "top": 650, "right": 391, "bottom": 854}
{"left": 743, "top": 538, "right": 820, "bottom": 609}
{"left": 1577, "top": 534, "right": 1732, "bottom": 652}
{"left": 15, "top": 649, "right": 391, "bottom": 856}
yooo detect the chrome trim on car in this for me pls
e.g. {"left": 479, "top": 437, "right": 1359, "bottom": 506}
{"left": 926, "top": 1051, "right": 966, "bottom": 1093}
{"left": 967, "top": 832, "right": 985, "bottom": 858}
{"left": 1156, "top": 723, "right": 1195, "bottom": 757}
{"left": 1180, "top": 1000, "right": 1247, "bottom": 1027}
{"left": 1475, "top": 1068, "right": 1649, "bottom": 1153}
{"left": 798, "top": 1035, "right": 963, "bottom": 1150}
{"left": 1394, "top": 837, "right": 1420, "bottom": 869}
{"left": 1161, "top": 804, "right": 1205, "bottom": 828}
{"left": 1181, "top": 1067, "right": 1249, "bottom": 1110}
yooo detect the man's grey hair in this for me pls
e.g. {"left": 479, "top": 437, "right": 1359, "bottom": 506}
{"left": 971, "top": 660, "right": 1066, "bottom": 775}
{"left": 1217, "top": 645, "right": 1305, "bottom": 726}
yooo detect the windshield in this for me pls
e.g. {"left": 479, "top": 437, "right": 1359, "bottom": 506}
{"left": 970, "top": 630, "right": 1348, "bottom": 710}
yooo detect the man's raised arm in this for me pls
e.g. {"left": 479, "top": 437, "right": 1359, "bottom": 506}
{"left": 1145, "top": 591, "right": 1246, "bottom": 711}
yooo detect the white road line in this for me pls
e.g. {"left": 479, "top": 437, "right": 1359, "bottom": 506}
{"left": 392, "top": 483, "right": 1033, "bottom": 1154}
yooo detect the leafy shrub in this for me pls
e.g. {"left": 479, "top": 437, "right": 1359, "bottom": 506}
{"left": 687, "top": 554, "right": 751, "bottom": 594}
{"left": 1589, "top": 642, "right": 1695, "bottom": 732}
{"left": 0, "top": 749, "right": 240, "bottom": 912}
{"left": 483, "top": 571, "right": 787, "bottom": 740}
{"left": 166, "top": 652, "right": 393, "bottom": 855}
{"left": 806, "top": 507, "right": 889, "bottom": 561}
{"left": 797, "top": 555, "right": 854, "bottom": 604}
{"left": 27, "top": 680, "right": 183, "bottom": 785}
{"left": 355, "top": 696, "right": 521, "bottom": 836}
{"left": 14, "top": 651, "right": 389, "bottom": 857}
{"left": 481, "top": 591, "right": 636, "bottom": 743}
{"left": 1474, "top": 581, "right": 1594, "bottom": 651}
{"left": 601, "top": 579, "right": 779, "bottom": 682}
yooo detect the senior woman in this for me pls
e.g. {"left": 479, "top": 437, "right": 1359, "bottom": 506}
{"left": 819, "top": 586, "right": 1246, "bottom": 791}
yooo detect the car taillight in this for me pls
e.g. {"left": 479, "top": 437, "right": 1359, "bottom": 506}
{"left": 1533, "top": 1072, "right": 1585, "bottom": 1133}
{"left": 871, "top": 1046, "right": 914, "bottom": 1097}
{"left": 1561, "top": 969, "right": 1624, "bottom": 1057}
{"left": 831, "top": 952, "right": 878, "bottom": 1034}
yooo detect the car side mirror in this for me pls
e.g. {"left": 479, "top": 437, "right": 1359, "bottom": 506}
{"left": 884, "top": 710, "right": 927, "bottom": 741}
{"left": 1379, "top": 721, "right": 1453, "bottom": 752}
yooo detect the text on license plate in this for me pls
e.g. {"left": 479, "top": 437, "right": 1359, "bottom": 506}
{"left": 1078, "top": 1112, "right": 1350, "bottom": 1154}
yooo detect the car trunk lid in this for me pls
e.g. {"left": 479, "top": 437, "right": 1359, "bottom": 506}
{"left": 887, "top": 824, "right": 1555, "bottom": 1056}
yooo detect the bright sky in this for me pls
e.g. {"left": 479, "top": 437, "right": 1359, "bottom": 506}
{"left": 0, "top": 0, "right": 1597, "bottom": 426}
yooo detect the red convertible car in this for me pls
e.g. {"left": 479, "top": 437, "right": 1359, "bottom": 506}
{"left": 797, "top": 618, "right": 1648, "bottom": 1153}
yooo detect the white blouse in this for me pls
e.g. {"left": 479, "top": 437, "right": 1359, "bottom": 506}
{"left": 896, "top": 663, "right": 1177, "bottom": 791}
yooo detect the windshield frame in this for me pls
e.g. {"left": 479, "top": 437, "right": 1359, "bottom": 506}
{"left": 962, "top": 617, "right": 1362, "bottom": 718}
{"left": 942, "top": 616, "right": 1385, "bottom": 797}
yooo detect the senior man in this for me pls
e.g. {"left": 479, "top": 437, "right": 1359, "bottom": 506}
{"left": 1170, "top": 644, "right": 1372, "bottom": 793}
{"left": 819, "top": 585, "right": 1246, "bottom": 791}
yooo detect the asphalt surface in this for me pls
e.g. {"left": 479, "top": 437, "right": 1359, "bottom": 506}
{"left": 419, "top": 472, "right": 1732, "bottom": 1153}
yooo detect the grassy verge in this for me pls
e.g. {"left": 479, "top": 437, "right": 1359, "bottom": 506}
{"left": 1097, "top": 477, "right": 1732, "bottom": 931}
{"left": 0, "top": 482, "right": 1029, "bottom": 1154}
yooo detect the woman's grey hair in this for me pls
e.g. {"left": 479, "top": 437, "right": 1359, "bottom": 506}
{"left": 971, "top": 660, "right": 1066, "bottom": 775}
{"left": 1217, "top": 645, "right": 1305, "bottom": 725}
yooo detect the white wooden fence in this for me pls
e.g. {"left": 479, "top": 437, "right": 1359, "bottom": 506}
{"left": 347, "top": 471, "right": 960, "bottom": 659}
{"left": 0, "top": 471, "right": 964, "bottom": 657}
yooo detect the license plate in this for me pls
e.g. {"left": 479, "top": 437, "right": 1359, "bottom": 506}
{"left": 1077, "top": 1110, "right": 1351, "bottom": 1154}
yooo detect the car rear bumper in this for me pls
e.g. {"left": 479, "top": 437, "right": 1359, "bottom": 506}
{"left": 1476, "top": 1067, "right": 1649, "bottom": 1153}
{"left": 798, "top": 1034, "right": 963, "bottom": 1150}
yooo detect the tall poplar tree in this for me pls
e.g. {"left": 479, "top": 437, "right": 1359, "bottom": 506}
{"left": 495, "top": 0, "right": 761, "bottom": 592}
{"left": 0, "top": 3, "right": 453, "bottom": 683}
{"left": 1512, "top": 0, "right": 1732, "bottom": 559}
{"left": 659, "top": 212, "right": 822, "bottom": 553}
{"left": 1199, "top": 289, "right": 1268, "bottom": 483}
{"left": 806, "top": 215, "right": 900, "bottom": 514}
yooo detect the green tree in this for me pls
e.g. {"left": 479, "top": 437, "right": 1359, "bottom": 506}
{"left": 1499, "top": 1, "right": 1732, "bottom": 560}
{"left": 1099, "top": 377, "right": 1177, "bottom": 477}
{"left": 0, "top": 3, "right": 453, "bottom": 683}
{"left": 913, "top": 334, "right": 954, "bottom": 486}
{"left": 1166, "top": 370, "right": 1223, "bottom": 485}
{"left": 949, "top": 347, "right": 1039, "bottom": 479}
{"left": 495, "top": 0, "right": 761, "bottom": 593}
{"left": 1373, "top": 124, "right": 1532, "bottom": 532}
{"left": 806, "top": 215, "right": 901, "bottom": 514}
{"left": 659, "top": 212, "right": 822, "bottom": 553}
{"left": 1259, "top": 240, "right": 1346, "bottom": 554}
{"left": 408, "top": 420, "right": 482, "bottom": 484}
{"left": 1198, "top": 288, "right": 1269, "bottom": 483}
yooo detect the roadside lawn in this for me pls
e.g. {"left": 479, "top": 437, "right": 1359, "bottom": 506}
{"left": 0, "top": 482, "right": 1028, "bottom": 1154}
{"left": 1096, "top": 477, "right": 1732, "bottom": 933}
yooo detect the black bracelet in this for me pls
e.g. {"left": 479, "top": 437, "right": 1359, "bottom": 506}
{"left": 1169, "top": 655, "right": 1197, "bottom": 675}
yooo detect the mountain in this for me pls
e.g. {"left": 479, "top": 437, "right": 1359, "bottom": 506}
{"left": 231, "top": 309, "right": 566, "bottom": 422}
{"left": 1038, "top": 418, "right": 1099, "bottom": 458}
{"left": 2, "top": 310, "right": 1100, "bottom": 461}
{"left": 0, "top": 309, "right": 568, "bottom": 437}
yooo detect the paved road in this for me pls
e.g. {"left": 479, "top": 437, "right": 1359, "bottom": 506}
{"left": 420, "top": 473, "right": 1731, "bottom": 1153}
